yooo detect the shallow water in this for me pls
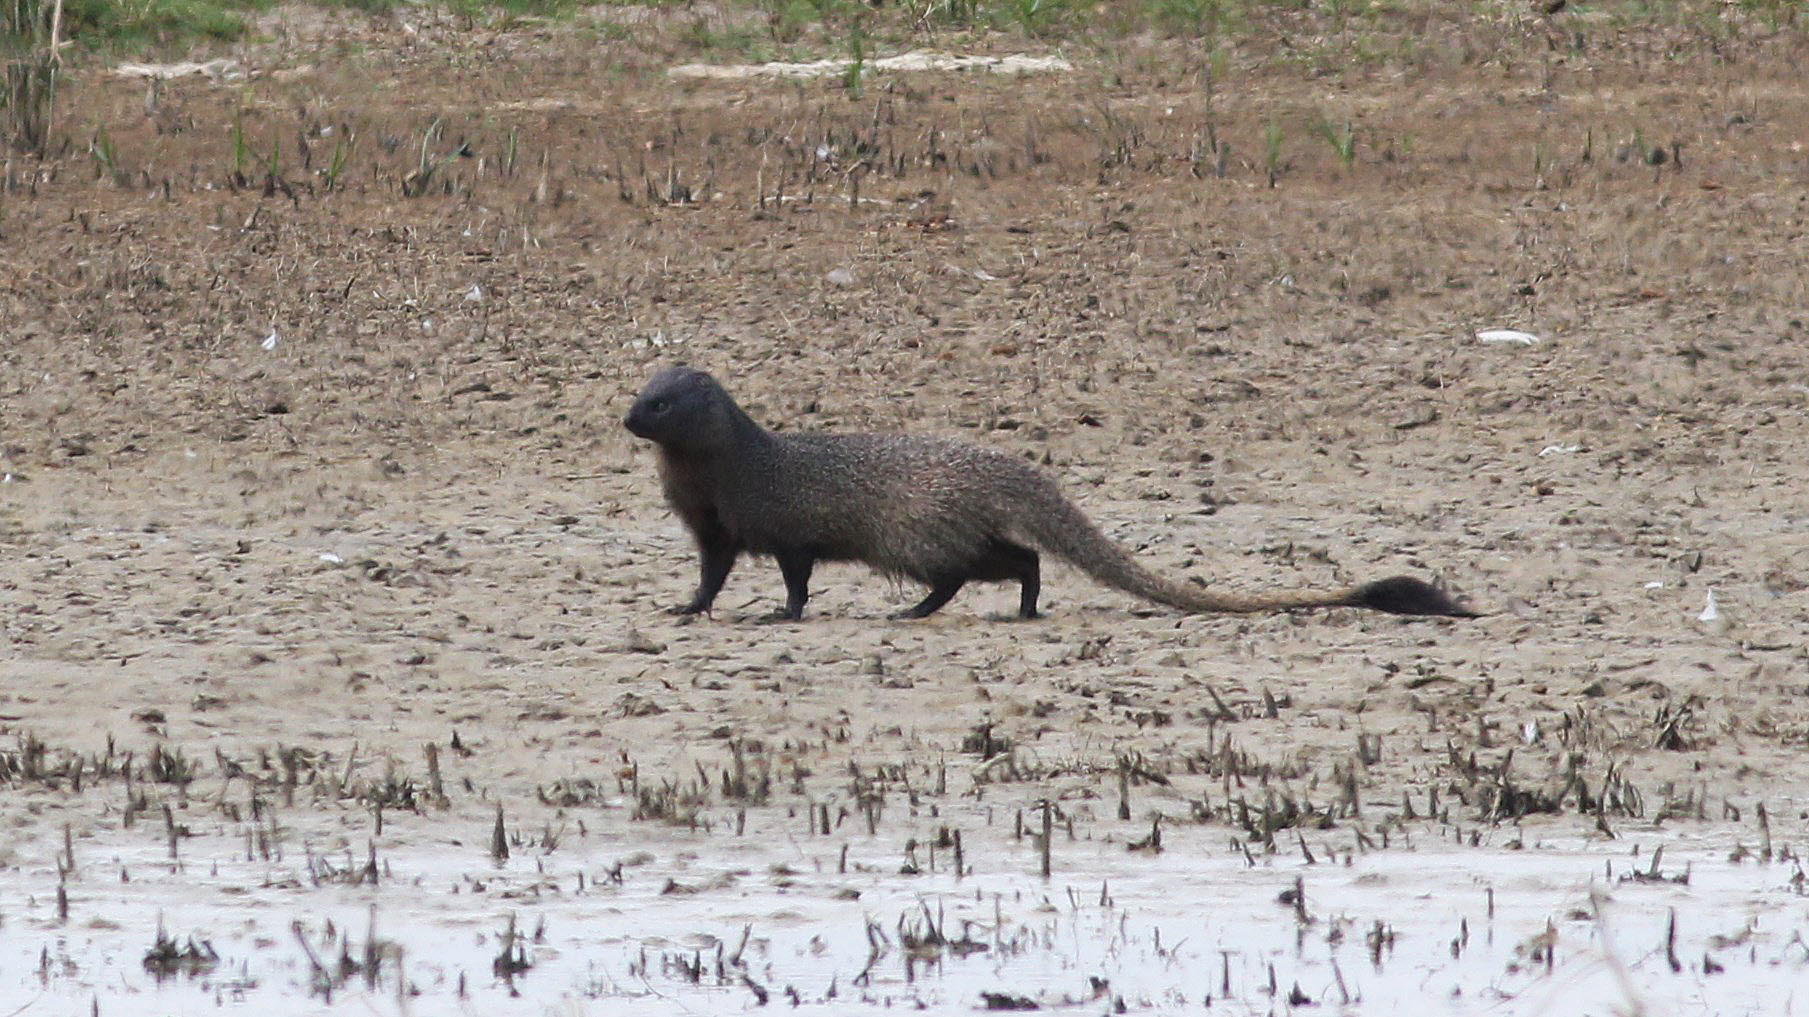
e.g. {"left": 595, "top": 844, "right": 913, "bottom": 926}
{"left": 9, "top": 808, "right": 1806, "bottom": 1016}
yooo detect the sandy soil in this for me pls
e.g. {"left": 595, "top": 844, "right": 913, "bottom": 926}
{"left": 2, "top": 4, "right": 1808, "bottom": 1012}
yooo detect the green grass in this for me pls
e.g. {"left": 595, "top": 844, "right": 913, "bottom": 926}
{"left": 30, "top": 0, "right": 1809, "bottom": 65}
{"left": 1262, "top": 116, "right": 1283, "bottom": 186}
{"left": 679, "top": 17, "right": 774, "bottom": 61}
{"left": 578, "top": 15, "right": 633, "bottom": 42}
{"left": 54, "top": 0, "right": 583, "bottom": 51}
{"left": 61, "top": 0, "right": 271, "bottom": 49}
{"left": 4, "top": 0, "right": 60, "bottom": 152}
{"left": 89, "top": 120, "right": 126, "bottom": 182}
{"left": 492, "top": 0, "right": 581, "bottom": 18}
{"left": 1315, "top": 117, "right": 1356, "bottom": 168}
{"left": 321, "top": 0, "right": 400, "bottom": 15}
{"left": 840, "top": 22, "right": 864, "bottom": 97}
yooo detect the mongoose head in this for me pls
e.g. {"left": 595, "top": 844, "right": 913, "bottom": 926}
{"left": 623, "top": 366, "right": 740, "bottom": 454}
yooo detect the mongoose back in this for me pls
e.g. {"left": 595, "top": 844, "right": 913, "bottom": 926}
{"left": 623, "top": 366, "right": 1477, "bottom": 622}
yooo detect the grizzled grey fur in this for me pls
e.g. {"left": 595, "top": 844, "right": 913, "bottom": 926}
{"left": 624, "top": 366, "right": 1475, "bottom": 622}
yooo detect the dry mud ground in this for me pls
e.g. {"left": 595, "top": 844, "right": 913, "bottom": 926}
{"left": 3, "top": 6, "right": 1809, "bottom": 1014}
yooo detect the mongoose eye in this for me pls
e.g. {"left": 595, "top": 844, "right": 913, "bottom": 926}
{"left": 651, "top": 398, "right": 670, "bottom": 414}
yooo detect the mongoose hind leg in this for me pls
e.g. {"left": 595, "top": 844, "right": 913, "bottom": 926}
{"left": 988, "top": 540, "right": 1042, "bottom": 619}
{"left": 971, "top": 539, "right": 1043, "bottom": 619}
{"left": 896, "top": 578, "right": 968, "bottom": 619}
{"left": 774, "top": 548, "right": 816, "bottom": 621}
{"left": 1015, "top": 569, "right": 1042, "bottom": 620}
{"left": 897, "top": 539, "right": 1042, "bottom": 620}
{"left": 675, "top": 538, "right": 739, "bottom": 615}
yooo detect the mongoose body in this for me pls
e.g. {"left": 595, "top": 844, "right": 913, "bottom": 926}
{"left": 623, "top": 366, "right": 1475, "bottom": 622}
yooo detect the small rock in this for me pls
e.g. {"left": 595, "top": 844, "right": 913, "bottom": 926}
{"left": 621, "top": 626, "right": 665, "bottom": 655}
{"left": 614, "top": 692, "right": 666, "bottom": 717}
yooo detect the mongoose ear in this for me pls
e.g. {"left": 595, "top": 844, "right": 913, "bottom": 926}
{"left": 1350, "top": 576, "right": 1482, "bottom": 618}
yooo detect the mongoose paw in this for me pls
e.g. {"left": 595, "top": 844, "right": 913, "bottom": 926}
{"left": 668, "top": 604, "right": 707, "bottom": 616}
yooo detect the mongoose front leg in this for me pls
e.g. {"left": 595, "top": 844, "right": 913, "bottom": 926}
{"left": 774, "top": 549, "right": 816, "bottom": 621}
{"left": 675, "top": 538, "right": 739, "bottom": 615}
{"left": 896, "top": 577, "right": 967, "bottom": 619}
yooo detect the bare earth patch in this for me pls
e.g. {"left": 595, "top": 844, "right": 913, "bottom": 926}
{"left": 2, "top": 6, "right": 1808, "bottom": 1013}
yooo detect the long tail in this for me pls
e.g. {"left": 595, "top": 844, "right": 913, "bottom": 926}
{"left": 1022, "top": 492, "right": 1477, "bottom": 617}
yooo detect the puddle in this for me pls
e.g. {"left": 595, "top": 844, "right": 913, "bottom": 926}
{"left": 8, "top": 810, "right": 1806, "bottom": 1015}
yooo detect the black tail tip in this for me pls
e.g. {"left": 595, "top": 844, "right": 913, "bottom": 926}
{"left": 1351, "top": 576, "right": 1481, "bottom": 618}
